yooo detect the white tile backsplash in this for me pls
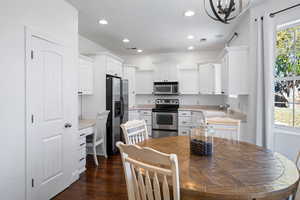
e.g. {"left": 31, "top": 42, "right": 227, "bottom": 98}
{"left": 136, "top": 94, "right": 225, "bottom": 105}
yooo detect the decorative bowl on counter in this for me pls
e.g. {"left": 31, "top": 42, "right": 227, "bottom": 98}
{"left": 190, "top": 125, "right": 214, "bottom": 156}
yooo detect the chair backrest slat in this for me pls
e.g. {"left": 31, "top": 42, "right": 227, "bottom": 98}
{"left": 145, "top": 171, "right": 154, "bottom": 200}
{"left": 296, "top": 151, "right": 300, "bottom": 171}
{"left": 121, "top": 120, "right": 149, "bottom": 144}
{"left": 94, "top": 111, "right": 110, "bottom": 143}
{"left": 117, "top": 142, "right": 180, "bottom": 200}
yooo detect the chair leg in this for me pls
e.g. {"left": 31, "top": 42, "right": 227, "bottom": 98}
{"left": 103, "top": 143, "right": 108, "bottom": 159}
{"left": 93, "top": 146, "right": 99, "bottom": 166}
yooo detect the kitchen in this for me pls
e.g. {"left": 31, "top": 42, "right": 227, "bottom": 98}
{"left": 1, "top": 0, "right": 300, "bottom": 200}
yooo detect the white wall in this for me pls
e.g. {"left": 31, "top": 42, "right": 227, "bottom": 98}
{"left": 0, "top": 1, "right": 78, "bottom": 199}
{"left": 123, "top": 51, "right": 225, "bottom": 106}
{"left": 231, "top": 0, "right": 300, "bottom": 157}
{"left": 79, "top": 35, "right": 108, "bottom": 54}
{"left": 78, "top": 35, "right": 108, "bottom": 118}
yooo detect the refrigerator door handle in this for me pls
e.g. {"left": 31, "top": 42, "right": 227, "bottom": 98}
{"left": 120, "top": 97, "right": 124, "bottom": 118}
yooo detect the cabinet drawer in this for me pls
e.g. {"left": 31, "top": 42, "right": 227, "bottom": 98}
{"left": 139, "top": 110, "right": 152, "bottom": 116}
{"left": 179, "top": 128, "right": 191, "bottom": 136}
{"left": 78, "top": 156, "right": 86, "bottom": 170}
{"left": 179, "top": 111, "right": 192, "bottom": 117}
{"left": 79, "top": 127, "right": 94, "bottom": 137}
{"left": 179, "top": 116, "right": 192, "bottom": 126}
{"left": 79, "top": 136, "right": 86, "bottom": 149}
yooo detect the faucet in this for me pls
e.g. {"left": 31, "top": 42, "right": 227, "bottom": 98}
{"left": 219, "top": 103, "right": 230, "bottom": 112}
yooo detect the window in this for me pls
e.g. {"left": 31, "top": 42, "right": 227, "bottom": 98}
{"left": 274, "top": 22, "right": 300, "bottom": 128}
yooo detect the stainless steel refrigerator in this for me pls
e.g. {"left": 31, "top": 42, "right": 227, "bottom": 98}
{"left": 106, "top": 75, "right": 128, "bottom": 155}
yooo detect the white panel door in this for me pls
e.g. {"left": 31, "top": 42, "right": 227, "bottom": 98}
{"left": 28, "top": 36, "right": 72, "bottom": 200}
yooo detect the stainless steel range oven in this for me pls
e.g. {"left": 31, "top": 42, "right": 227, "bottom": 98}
{"left": 152, "top": 99, "right": 179, "bottom": 138}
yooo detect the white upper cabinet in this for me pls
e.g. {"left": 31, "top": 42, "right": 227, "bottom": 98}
{"left": 178, "top": 65, "right": 198, "bottom": 94}
{"left": 154, "top": 63, "right": 178, "bottom": 81}
{"left": 199, "top": 63, "right": 221, "bottom": 95}
{"left": 135, "top": 69, "right": 154, "bottom": 94}
{"left": 221, "top": 46, "right": 249, "bottom": 95}
{"left": 123, "top": 66, "right": 136, "bottom": 107}
{"left": 106, "top": 56, "right": 123, "bottom": 77}
{"left": 79, "top": 55, "right": 94, "bottom": 95}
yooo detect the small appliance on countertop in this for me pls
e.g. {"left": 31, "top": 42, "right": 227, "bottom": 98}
{"left": 152, "top": 99, "right": 179, "bottom": 138}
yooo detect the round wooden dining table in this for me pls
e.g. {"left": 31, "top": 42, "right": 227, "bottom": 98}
{"left": 138, "top": 136, "right": 299, "bottom": 200}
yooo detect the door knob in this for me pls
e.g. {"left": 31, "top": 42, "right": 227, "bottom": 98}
{"left": 64, "top": 123, "right": 72, "bottom": 128}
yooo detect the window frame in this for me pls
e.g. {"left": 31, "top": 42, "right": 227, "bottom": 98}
{"left": 274, "top": 21, "right": 300, "bottom": 131}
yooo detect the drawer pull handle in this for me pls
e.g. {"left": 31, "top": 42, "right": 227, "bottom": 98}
{"left": 80, "top": 143, "right": 85, "bottom": 147}
{"left": 80, "top": 133, "right": 85, "bottom": 137}
{"left": 79, "top": 158, "right": 85, "bottom": 162}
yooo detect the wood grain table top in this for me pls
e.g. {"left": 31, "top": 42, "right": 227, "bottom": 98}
{"left": 138, "top": 136, "right": 299, "bottom": 200}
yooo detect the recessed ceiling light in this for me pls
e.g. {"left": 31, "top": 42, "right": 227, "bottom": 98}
{"left": 98, "top": 19, "right": 108, "bottom": 25}
{"left": 187, "top": 46, "right": 195, "bottom": 50}
{"left": 187, "top": 35, "right": 195, "bottom": 40}
{"left": 184, "top": 10, "right": 195, "bottom": 17}
{"left": 137, "top": 49, "right": 143, "bottom": 53}
{"left": 123, "top": 38, "right": 130, "bottom": 43}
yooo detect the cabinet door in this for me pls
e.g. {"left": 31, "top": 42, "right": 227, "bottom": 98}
{"left": 124, "top": 67, "right": 136, "bottom": 107}
{"left": 79, "top": 59, "right": 93, "bottom": 95}
{"left": 178, "top": 67, "right": 198, "bottom": 94}
{"left": 107, "top": 57, "right": 123, "bottom": 77}
{"left": 221, "top": 55, "right": 229, "bottom": 95}
{"left": 199, "top": 64, "right": 214, "bottom": 94}
{"left": 136, "top": 70, "right": 154, "bottom": 94}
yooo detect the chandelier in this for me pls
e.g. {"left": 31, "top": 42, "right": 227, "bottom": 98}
{"left": 204, "top": 0, "right": 251, "bottom": 24}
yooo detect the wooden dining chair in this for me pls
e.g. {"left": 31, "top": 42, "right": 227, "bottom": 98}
{"left": 296, "top": 151, "right": 300, "bottom": 171}
{"left": 116, "top": 142, "right": 180, "bottom": 200}
{"left": 121, "top": 120, "right": 149, "bottom": 144}
{"left": 86, "top": 110, "right": 110, "bottom": 166}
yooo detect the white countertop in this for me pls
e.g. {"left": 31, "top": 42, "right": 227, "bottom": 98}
{"left": 79, "top": 119, "right": 96, "bottom": 130}
{"left": 129, "top": 105, "right": 247, "bottom": 122}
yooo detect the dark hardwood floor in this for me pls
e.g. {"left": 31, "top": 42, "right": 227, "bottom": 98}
{"left": 54, "top": 155, "right": 128, "bottom": 200}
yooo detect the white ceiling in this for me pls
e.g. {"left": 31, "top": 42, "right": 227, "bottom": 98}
{"left": 67, "top": 0, "right": 266, "bottom": 55}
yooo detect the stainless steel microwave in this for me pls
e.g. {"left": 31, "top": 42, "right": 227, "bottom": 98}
{"left": 153, "top": 82, "right": 179, "bottom": 95}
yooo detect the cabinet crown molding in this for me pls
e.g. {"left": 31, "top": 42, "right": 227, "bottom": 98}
{"left": 86, "top": 51, "right": 124, "bottom": 63}
{"left": 79, "top": 54, "right": 94, "bottom": 62}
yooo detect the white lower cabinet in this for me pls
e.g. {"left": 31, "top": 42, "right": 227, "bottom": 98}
{"left": 129, "top": 110, "right": 140, "bottom": 120}
{"left": 178, "top": 127, "right": 190, "bottom": 136}
{"left": 129, "top": 109, "right": 152, "bottom": 137}
{"left": 178, "top": 111, "right": 192, "bottom": 136}
{"left": 78, "top": 127, "right": 94, "bottom": 174}
{"left": 139, "top": 110, "right": 152, "bottom": 137}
